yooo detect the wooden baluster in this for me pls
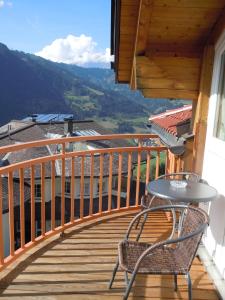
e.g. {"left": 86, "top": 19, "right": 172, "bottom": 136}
{"left": 126, "top": 152, "right": 132, "bottom": 208}
{"left": 99, "top": 154, "right": 103, "bottom": 213}
{"left": 61, "top": 143, "right": 65, "bottom": 226}
{"left": 0, "top": 176, "right": 4, "bottom": 264}
{"left": 80, "top": 156, "right": 84, "bottom": 219}
{"left": 108, "top": 153, "right": 113, "bottom": 211}
{"left": 41, "top": 163, "right": 45, "bottom": 235}
{"left": 70, "top": 157, "right": 75, "bottom": 223}
{"left": 31, "top": 166, "right": 35, "bottom": 241}
{"left": 155, "top": 151, "right": 160, "bottom": 179}
{"left": 89, "top": 154, "right": 94, "bottom": 216}
{"left": 8, "top": 172, "right": 15, "bottom": 256}
{"left": 145, "top": 151, "right": 151, "bottom": 195}
{"left": 135, "top": 150, "right": 141, "bottom": 206}
{"left": 51, "top": 160, "right": 55, "bottom": 230}
{"left": 117, "top": 153, "right": 123, "bottom": 209}
{"left": 19, "top": 168, "right": 25, "bottom": 248}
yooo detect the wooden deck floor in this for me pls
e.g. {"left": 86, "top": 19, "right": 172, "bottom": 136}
{"left": 0, "top": 211, "right": 219, "bottom": 299}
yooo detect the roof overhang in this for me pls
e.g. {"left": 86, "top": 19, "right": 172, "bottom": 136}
{"left": 111, "top": 0, "right": 225, "bottom": 100}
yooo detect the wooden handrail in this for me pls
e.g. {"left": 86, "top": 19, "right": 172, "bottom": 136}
{"left": 0, "top": 133, "right": 159, "bottom": 154}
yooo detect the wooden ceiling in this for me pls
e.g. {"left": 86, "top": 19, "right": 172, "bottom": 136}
{"left": 113, "top": 0, "right": 225, "bottom": 100}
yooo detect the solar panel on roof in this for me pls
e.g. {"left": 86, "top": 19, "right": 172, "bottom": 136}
{"left": 74, "top": 130, "right": 101, "bottom": 136}
{"left": 23, "top": 114, "right": 73, "bottom": 122}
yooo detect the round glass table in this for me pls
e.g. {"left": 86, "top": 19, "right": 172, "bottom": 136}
{"left": 146, "top": 179, "right": 218, "bottom": 238}
{"left": 146, "top": 179, "right": 218, "bottom": 204}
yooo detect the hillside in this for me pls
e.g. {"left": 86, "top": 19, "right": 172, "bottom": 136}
{"left": 0, "top": 43, "right": 187, "bottom": 132}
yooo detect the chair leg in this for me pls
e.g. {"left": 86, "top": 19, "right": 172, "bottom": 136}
{"left": 174, "top": 274, "right": 178, "bottom": 291}
{"left": 124, "top": 271, "right": 129, "bottom": 286}
{"left": 135, "top": 207, "right": 144, "bottom": 229}
{"left": 186, "top": 272, "right": 192, "bottom": 300}
{"left": 123, "top": 271, "right": 137, "bottom": 300}
{"left": 136, "top": 212, "right": 148, "bottom": 241}
{"left": 108, "top": 259, "right": 119, "bottom": 289}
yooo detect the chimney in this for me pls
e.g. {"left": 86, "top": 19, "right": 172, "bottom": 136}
{"left": 64, "top": 117, "right": 73, "bottom": 135}
{"left": 31, "top": 114, "right": 38, "bottom": 122}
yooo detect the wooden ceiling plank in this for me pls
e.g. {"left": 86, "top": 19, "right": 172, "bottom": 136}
{"left": 154, "top": 0, "right": 225, "bottom": 9}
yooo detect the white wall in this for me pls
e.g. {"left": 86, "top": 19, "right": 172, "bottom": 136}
{"left": 35, "top": 176, "right": 113, "bottom": 201}
{"left": 201, "top": 29, "right": 225, "bottom": 279}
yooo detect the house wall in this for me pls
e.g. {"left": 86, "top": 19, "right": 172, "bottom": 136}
{"left": 201, "top": 29, "right": 225, "bottom": 279}
{"left": 35, "top": 176, "right": 116, "bottom": 202}
{"left": 3, "top": 212, "right": 10, "bottom": 257}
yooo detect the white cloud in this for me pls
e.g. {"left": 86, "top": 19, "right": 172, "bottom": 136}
{"left": 35, "top": 34, "right": 113, "bottom": 67}
{"left": 0, "top": 1, "right": 13, "bottom": 8}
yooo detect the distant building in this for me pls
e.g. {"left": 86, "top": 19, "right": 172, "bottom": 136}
{"left": 147, "top": 105, "right": 192, "bottom": 154}
{"left": 0, "top": 116, "right": 138, "bottom": 241}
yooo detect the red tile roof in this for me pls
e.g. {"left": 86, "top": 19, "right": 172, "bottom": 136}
{"left": 149, "top": 105, "right": 192, "bottom": 136}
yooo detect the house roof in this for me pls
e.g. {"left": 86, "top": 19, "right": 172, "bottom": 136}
{"left": 149, "top": 105, "right": 192, "bottom": 136}
{"left": 0, "top": 119, "right": 136, "bottom": 178}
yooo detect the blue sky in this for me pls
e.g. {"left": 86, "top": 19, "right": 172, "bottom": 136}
{"left": 0, "top": 0, "right": 111, "bottom": 66}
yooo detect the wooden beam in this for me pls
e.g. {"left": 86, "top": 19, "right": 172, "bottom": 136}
{"left": 142, "top": 88, "right": 198, "bottom": 100}
{"left": 130, "top": 0, "right": 153, "bottom": 89}
{"left": 193, "top": 45, "right": 215, "bottom": 175}
{"left": 136, "top": 55, "right": 200, "bottom": 100}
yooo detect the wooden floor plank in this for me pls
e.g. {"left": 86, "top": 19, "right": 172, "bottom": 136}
{"left": 0, "top": 212, "right": 219, "bottom": 299}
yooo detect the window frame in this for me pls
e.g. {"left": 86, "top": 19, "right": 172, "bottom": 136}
{"left": 35, "top": 183, "right": 41, "bottom": 198}
{"left": 65, "top": 181, "right": 71, "bottom": 194}
{"left": 206, "top": 29, "right": 225, "bottom": 156}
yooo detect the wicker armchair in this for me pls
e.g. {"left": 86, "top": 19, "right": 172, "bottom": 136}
{"left": 135, "top": 172, "right": 201, "bottom": 240}
{"left": 109, "top": 205, "right": 209, "bottom": 300}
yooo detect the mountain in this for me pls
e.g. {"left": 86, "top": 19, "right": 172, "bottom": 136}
{"left": 0, "top": 43, "right": 187, "bottom": 132}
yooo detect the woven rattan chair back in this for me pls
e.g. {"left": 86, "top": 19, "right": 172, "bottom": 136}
{"left": 176, "top": 207, "right": 209, "bottom": 271}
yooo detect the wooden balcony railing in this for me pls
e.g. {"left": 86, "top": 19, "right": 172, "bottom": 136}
{"left": 0, "top": 134, "right": 178, "bottom": 271}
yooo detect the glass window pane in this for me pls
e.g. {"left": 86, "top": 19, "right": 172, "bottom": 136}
{"left": 215, "top": 52, "right": 225, "bottom": 141}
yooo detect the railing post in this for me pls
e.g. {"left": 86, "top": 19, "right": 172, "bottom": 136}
{"left": 51, "top": 160, "right": 56, "bottom": 230}
{"left": 89, "top": 154, "right": 94, "bottom": 215}
{"left": 31, "top": 165, "right": 35, "bottom": 241}
{"left": 108, "top": 153, "right": 113, "bottom": 212}
{"left": 61, "top": 143, "right": 66, "bottom": 226}
{"left": 145, "top": 152, "right": 151, "bottom": 195}
{"left": 135, "top": 142, "right": 142, "bottom": 207}
{"left": 8, "top": 172, "right": 15, "bottom": 256}
{"left": 117, "top": 153, "right": 123, "bottom": 209}
{"left": 41, "top": 163, "right": 46, "bottom": 236}
{"left": 80, "top": 156, "right": 84, "bottom": 219}
{"left": 99, "top": 154, "right": 103, "bottom": 213}
{"left": 19, "top": 168, "right": 25, "bottom": 248}
{"left": 0, "top": 176, "right": 4, "bottom": 264}
{"left": 70, "top": 157, "right": 75, "bottom": 223}
{"left": 126, "top": 152, "right": 132, "bottom": 208}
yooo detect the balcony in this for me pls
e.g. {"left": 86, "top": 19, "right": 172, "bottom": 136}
{"left": 0, "top": 134, "right": 219, "bottom": 299}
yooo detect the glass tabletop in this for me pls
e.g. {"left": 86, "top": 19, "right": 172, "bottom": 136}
{"left": 146, "top": 179, "right": 218, "bottom": 203}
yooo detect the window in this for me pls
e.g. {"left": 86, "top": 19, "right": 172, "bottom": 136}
{"left": 84, "top": 183, "right": 89, "bottom": 195}
{"left": 214, "top": 51, "right": 225, "bottom": 141}
{"left": 65, "top": 181, "right": 71, "bottom": 194}
{"left": 35, "top": 184, "right": 41, "bottom": 198}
